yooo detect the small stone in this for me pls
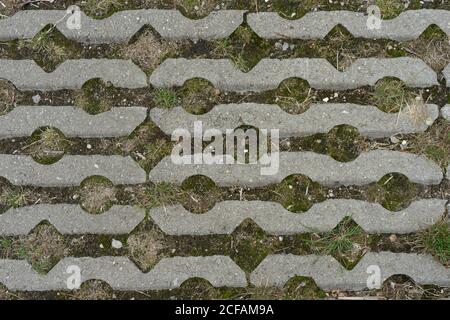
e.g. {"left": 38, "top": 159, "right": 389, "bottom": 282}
{"left": 99, "top": 243, "right": 104, "bottom": 249}
{"left": 389, "top": 234, "right": 397, "bottom": 242}
{"left": 322, "top": 97, "right": 329, "bottom": 102}
{"left": 282, "top": 42, "right": 290, "bottom": 51}
{"left": 441, "top": 106, "right": 450, "bottom": 120}
{"left": 390, "top": 136, "right": 400, "bottom": 144}
{"left": 32, "top": 94, "right": 41, "bottom": 104}
{"left": 86, "top": 144, "right": 92, "bottom": 150}
{"left": 112, "top": 239, "right": 123, "bottom": 249}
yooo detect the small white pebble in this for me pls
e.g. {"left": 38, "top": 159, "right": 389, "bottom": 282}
{"left": 112, "top": 239, "right": 123, "bottom": 249}
{"left": 390, "top": 136, "right": 400, "bottom": 144}
{"left": 322, "top": 97, "right": 329, "bottom": 102}
{"left": 99, "top": 243, "right": 104, "bottom": 249}
{"left": 32, "top": 94, "right": 41, "bottom": 104}
{"left": 86, "top": 144, "right": 92, "bottom": 150}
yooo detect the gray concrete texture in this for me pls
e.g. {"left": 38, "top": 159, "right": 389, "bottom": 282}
{"left": 247, "top": 10, "right": 450, "bottom": 41}
{"left": 0, "top": 256, "right": 247, "bottom": 291}
{"left": 0, "top": 204, "right": 145, "bottom": 235}
{"left": 149, "top": 199, "right": 446, "bottom": 235}
{"left": 0, "top": 106, "right": 147, "bottom": 139}
{"left": 0, "top": 10, "right": 245, "bottom": 43}
{"left": 149, "top": 58, "right": 438, "bottom": 92}
{"left": 149, "top": 150, "right": 443, "bottom": 187}
{"left": 0, "top": 155, "right": 146, "bottom": 187}
{"left": 250, "top": 252, "right": 450, "bottom": 290}
{"left": 0, "top": 59, "right": 147, "bottom": 90}
{"left": 150, "top": 103, "right": 439, "bottom": 138}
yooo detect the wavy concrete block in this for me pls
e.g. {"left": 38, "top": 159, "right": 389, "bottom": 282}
{"left": 148, "top": 150, "right": 443, "bottom": 187}
{"left": 150, "top": 199, "right": 446, "bottom": 235}
{"left": 0, "top": 204, "right": 145, "bottom": 235}
{"left": 0, "top": 256, "right": 247, "bottom": 291}
{"left": 0, "top": 155, "right": 146, "bottom": 187}
{"left": 247, "top": 10, "right": 450, "bottom": 41}
{"left": 150, "top": 103, "right": 438, "bottom": 138}
{"left": 0, "top": 106, "right": 147, "bottom": 139}
{"left": 0, "top": 59, "right": 147, "bottom": 90}
{"left": 0, "top": 10, "right": 245, "bottom": 43}
{"left": 150, "top": 58, "right": 438, "bottom": 91}
{"left": 250, "top": 252, "right": 450, "bottom": 290}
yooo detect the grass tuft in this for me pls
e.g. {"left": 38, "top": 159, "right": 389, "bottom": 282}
{"left": 139, "top": 182, "right": 182, "bottom": 209}
{"left": 417, "top": 221, "right": 450, "bottom": 265}
{"left": 153, "top": 89, "right": 178, "bottom": 109}
{"left": 371, "top": 78, "right": 413, "bottom": 113}
{"left": 305, "top": 217, "right": 366, "bottom": 268}
{"left": 376, "top": 0, "right": 405, "bottom": 19}
{"left": 0, "top": 187, "right": 31, "bottom": 209}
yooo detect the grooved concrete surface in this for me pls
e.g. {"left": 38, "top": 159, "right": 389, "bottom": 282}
{"left": 149, "top": 151, "right": 443, "bottom": 187}
{"left": 0, "top": 205, "right": 146, "bottom": 235}
{"left": 0, "top": 8, "right": 448, "bottom": 294}
{"left": 1, "top": 9, "right": 448, "bottom": 43}
{"left": 151, "top": 103, "right": 439, "bottom": 138}
{"left": 149, "top": 58, "right": 438, "bottom": 91}
{"left": 250, "top": 252, "right": 450, "bottom": 290}
{"left": 0, "top": 256, "right": 247, "bottom": 291}
{"left": 247, "top": 10, "right": 450, "bottom": 40}
{"left": 0, "top": 106, "right": 147, "bottom": 138}
{"left": 0, "top": 155, "right": 147, "bottom": 187}
{"left": 0, "top": 10, "right": 245, "bottom": 43}
{"left": 150, "top": 199, "right": 446, "bottom": 235}
{"left": 0, "top": 59, "right": 147, "bottom": 90}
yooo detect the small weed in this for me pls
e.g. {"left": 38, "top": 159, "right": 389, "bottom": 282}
{"left": 180, "top": 78, "right": 219, "bottom": 114}
{"left": 0, "top": 187, "right": 31, "bottom": 209}
{"left": 78, "top": 177, "right": 116, "bottom": 214}
{"left": 140, "top": 138, "right": 173, "bottom": 171}
{"left": 0, "top": 80, "right": 15, "bottom": 115}
{"left": 16, "top": 224, "right": 68, "bottom": 274}
{"left": 24, "top": 127, "right": 70, "bottom": 164}
{"left": 371, "top": 78, "right": 413, "bottom": 113}
{"left": 273, "top": 175, "right": 325, "bottom": 213}
{"left": 139, "top": 182, "right": 182, "bottom": 209}
{"left": 417, "top": 221, "right": 450, "bottom": 265}
{"left": 305, "top": 217, "right": 365, "bottom": 267}
{"left": 82, "top": 0, "right": 125, "bottom": 18}
{"left": 376, "top": 0, "right": 405, "bottom": 19}
{"left": 127, "top": 227, "right": 163, "bottom": 271}
{"left": 153, "top": 89, "right": 178, "bottom": 109}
